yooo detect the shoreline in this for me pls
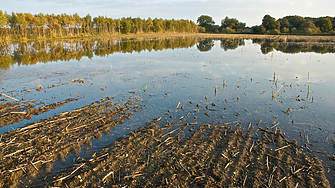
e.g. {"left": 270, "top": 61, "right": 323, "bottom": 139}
{"left": 4, "top": 33, "right": 335, "bottom": 43}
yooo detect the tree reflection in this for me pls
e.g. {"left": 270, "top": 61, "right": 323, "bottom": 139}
{"left": 258, "top": 42, "right": 335, "bottom": 54}
{"left": 197, "top": 39, "right": 214, "bottom": 52}
{"left": 0, "top": 37, "right": 199, "bottom": 69}
{"left": 220, "top": 38, "right": 245, "bottom": 51}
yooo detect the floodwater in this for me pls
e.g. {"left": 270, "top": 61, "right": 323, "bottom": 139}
{"left": 1, "top": 37, "right": 335, "bottom": 186}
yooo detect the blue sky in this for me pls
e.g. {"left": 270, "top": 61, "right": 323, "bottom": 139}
{"left": 1, "top": 0, "right": 335, "bottom": 26}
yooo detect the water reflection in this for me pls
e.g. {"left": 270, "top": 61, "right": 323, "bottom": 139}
{"left": 220, "top": 38, "right": 245, "bottom": 51}
{"left": 1, "top": 36, "right": 335, "bottom": 185}
{"left": 261, "top": 42, "right": 335, "bottom": 54}
{"left": 2, "top": 38, "right": 335, "bottom": 70}
{"left": 196, "top": 39, "right": 215, "bottom": 52}
{"left": 0, "top": 37, "right": 199, "bottom": 69}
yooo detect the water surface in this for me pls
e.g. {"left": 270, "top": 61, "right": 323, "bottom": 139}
{"left": 1, "top": 37, "right": 335, "bottom": 185}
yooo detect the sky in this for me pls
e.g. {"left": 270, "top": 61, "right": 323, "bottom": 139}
{"left": 1, "top": 0, "right": 335, "bottom": 27}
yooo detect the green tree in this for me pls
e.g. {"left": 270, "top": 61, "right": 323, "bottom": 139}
{"left": 153, "top": 18, "right": 163, "bottom": 32}
{"left": 262, "top": 14, "right": 280, "bottom": 31}
{"left": 221, "top": 16, "right": 245, "bottom": 32}
{"left": 121, "top": 18, "right": 131, "bottom": 34}
{"left": 221, "top": 16, "right": 239, "bottom": 29}
{"left": 300, "top": 21, "right": 321, "bottom": 35}
{"left": 115, "top": 19, "right": 121, "bottom": 33}
{"left": 84, "top": 14, "right": 92, "bottom": 33}
{"left": 252, "top": 25, "right": 266, "bottom": 34}
{"left": 316, "top": 18, "right": 333, "bottom": 32}
{"left": 284, "top": 15, "right": 305, "bottom": 29}
{"left": 278, "top": 18, "right": 290, "bottom": 32}
{"left": 331, "top": 17, "right": 335, "bottom": 31}
{"left": 197, "top": 15, "right": 215, "bottom": 32}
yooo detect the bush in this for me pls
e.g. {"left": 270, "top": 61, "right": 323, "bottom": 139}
{"left": 198, "top": 26, "right": 206, "bottom": 33}
{"left": 244, "top": 28, "right": 252, "bottom": 33}
{"left": 290, "top": 27, "right": 298, "bottom": 34}
{"left": 281, "top": 27, "right": 289, "bottom": 33}
{"left": 268, "top": 29, "right": 280, "bottom": 35}
{"left": 252, "top": 25, "right": 266, "bottom": 34}
{"left": 300, "top": 22, "right": 321, "bottom": 35}
{"left": 221, "top": 27, "right": 235, "bottom": 33}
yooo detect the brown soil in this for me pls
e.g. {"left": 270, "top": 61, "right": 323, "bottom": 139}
{"left": 24, "top": 121, "right": 330, "bottom": 188}
{"left": 0, "top": 97, "right": 77, "bottom": 127}
{"left": 0, "top": 95, "right": 331, "bottom": 187}
{"left": 0, "top": 96, "right": 140, "bottom": 187}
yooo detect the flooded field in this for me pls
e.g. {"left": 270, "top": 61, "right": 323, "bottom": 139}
{"left": 0, "top": 36, "right": 335, "bottom": 187}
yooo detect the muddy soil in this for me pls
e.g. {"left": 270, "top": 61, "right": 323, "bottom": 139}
{"left": 0, "top": 97, "right": 77, "bottom": 127}
{"left": 0, "top": 86, "right": 331, "bottom": 188}
{"left": 0, "top": 96, "right": 141, "bottom": 187}
{"left": 21, "top": 120, "right": 330, "bottom": 188}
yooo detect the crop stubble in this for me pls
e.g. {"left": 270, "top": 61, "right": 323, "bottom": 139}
{"left": 36, "top": 120, "right": 330, "bottom": 187}
{"left": 0, "top": 96, "right": 140, "bottom": 187}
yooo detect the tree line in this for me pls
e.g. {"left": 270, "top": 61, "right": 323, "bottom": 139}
{"left": 197, "top": 14, "right": 335, "bottom": 35}
{"left": 0, "top": 10, "right": 199, "bottom": 41}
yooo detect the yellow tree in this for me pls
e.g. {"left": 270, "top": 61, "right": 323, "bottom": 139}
{"left": 24, "top": 13, "right": 35, "bottom": 37}
{"left": 35, "top": 13, "right": 47, "bottom": 37}
{"left": 73, "top": 13, "right": 82, "bottom": 35}
{"left": 0, "top": 10, "right": 8, "bottom": 39}
{"left": 146, "top": 17, "right": 153, "bottom": 32}
{"left": 0, "top": 10, "right": 8, "bottom": 27}
{"left": 16, "top": 13, "right": 28, "bottom": 36}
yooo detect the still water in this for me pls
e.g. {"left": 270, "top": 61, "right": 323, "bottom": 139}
{"left": 1, "top": 37, "right": 335, "bottom": 184}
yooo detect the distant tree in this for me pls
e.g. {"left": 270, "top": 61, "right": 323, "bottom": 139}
{"left": 284, "top": 15, "right": 305, "bottom": 29}
{"left": 16, "top": 13, "right": 28, "bottom": 35}
{"left": 197, "top": 15, "right": 215, "bottom": 32}
{"left": 252, "top": 25, "right": 266, "bottom": 34}
{"left": 165, "top": 19, "right": 171, "bottom": 32}
{"left": 315, "top": 18, "right": 333, "bottom": 32}
{"left": 0, "top": 10, "right": 8, "bottom": 27}
{"left": 9, "top": 12, "right": 17, "bottom": 30}
{"left": 146, "top": 17, "right": 153, "bottom": 32}
{"left": 278, "top": 18, "right": 290, "bottom": 30}
{"left": 153, "top": 18, "right": 163, "bottom": 32}
{"left": 281, "top": 27, "right": 289, "bottom": 33}
{"left": 221, "top": 16, "right": 246, "bottom": 32}
{"left": 221, "top": 27, "right": 235, "bottom": 33}
{"left": 300, "top": 21, "right": 321, "bottom": 35}
{"left": 236, "top": 22, "right": 246, "bottom": 32}
{"left": 198, "top": 26, "right": 206, "bottom": 33}
{"left": 73, "top": 13, "right": 83, "bottom": 34}
{"left": 121, "top": 18, "right": 131, "bottom": 34}
{"left": 84, "top": 14, "right": 92, "bottom": 33}
{"left": 331, "top": 18, "right": 335, "bottom": 30}
{"left": 262, "top": 14, "right": 280, "bottom": 31}
{"left": 268, "top": 29, "right": 280, "bottom": 35}
{"left": 115, "top": 19, "right": 121, "bottom": 33}
{"left": 34, "top": 13, "right": 47, "bottom": 37}
{"left": 221, "top": 16, "right": 238, "bottom": 29}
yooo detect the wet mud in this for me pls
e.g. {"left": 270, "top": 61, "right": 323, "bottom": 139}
{"left": 8, "top": 119, "right": 328, "bottom": 187}
{"left": 0, "top": 97, "right": 77, "bottom": 127}
{"left": 0, "top": 96, "right": 140, "bottom": 187}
